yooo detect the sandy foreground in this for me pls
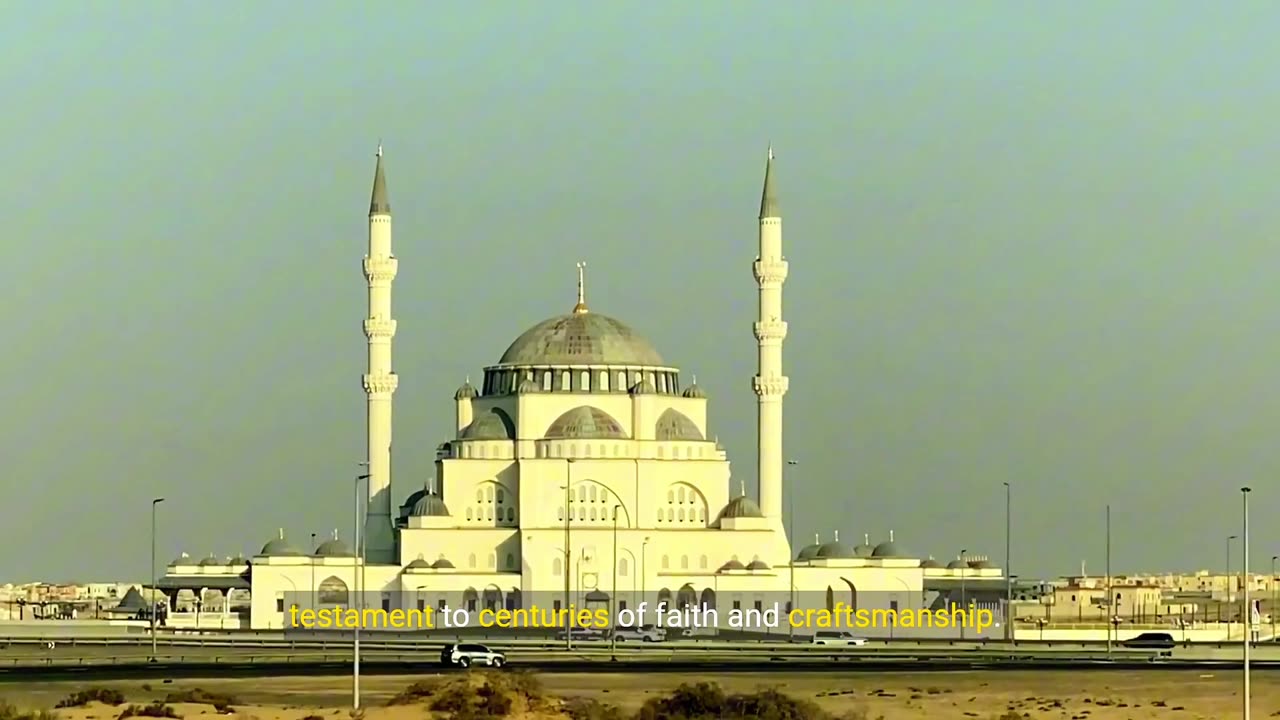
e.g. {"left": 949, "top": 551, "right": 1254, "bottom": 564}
{"left": 0, "top": 669, "right": 1261, "bottom": 719}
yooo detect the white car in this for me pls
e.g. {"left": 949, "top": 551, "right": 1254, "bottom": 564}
{"left": 812, "top": 630, "right": 868, "bottom": 646}
{"left": 611, "top": 624, "right": 666, "bottom": 642}
{"left": 440, "top": 643, "right": 506, "bottom": 668}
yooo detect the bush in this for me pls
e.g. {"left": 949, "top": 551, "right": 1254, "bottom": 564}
{"left": 562, "top": 697, "right": 625, "bottom": 720}
{"left": 56, "top": 689, "right": 127, "bottom": 708}
{"left": 636, "top": 683, "right": 836, "bottom": 720}
{"left": 0, "top": 703, "right": 60, "bottom": 720}
{"left": 117, "top": 702, "right": 177, "bottom": 719}
{"left": 161, "top": 689, "right": 239, "bottom": 713}
{"left": 384, "top": 681, "right": 439, "bottom": 706}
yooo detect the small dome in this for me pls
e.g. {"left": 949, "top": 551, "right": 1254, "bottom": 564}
{"left": 229, "top": 554, "right": 247, "bottom": 565}
{"left": 871, "top": 540, "right": 908, "bottom": 558}
{"left": 461, "top": 408, "right": 516, "bottom": 440}
{"left": 920, "top": 558, "right": 943, "bottom": 569}
{"left": 170, "top": 553, "right": 193, "bottom": 566}
{"left": 410, "top": 493, "right": 450, "bottom": 518}
{"left": 314, "top": 539, "right": 353, "bottom": 557}
{"left": 499, "top": 312, "right": 666, "bottom": 367}
{"left": 431, "top": 558, "right": 455, "bottom": 569}
{"left": 629, "top": 379, "right": 657, "bottom": 395}
{"left": 968, "top": 559, "right": 992, "bottom": 569}
{"left": 198, "top": 554, "right": 222, "bottom": 567}
{"left": 718, "top": 559, "right": 747, "bottom": 572}
{"left": 544, "top": 405, "right": 627, "bottom": 439}
{"left": 259, "top": 534, "right": 302, "bottom": 557}
{"left": 947, "top": 559, "right": 969, "bottom": 569}
{"left": 746, "top": 560, "right": 771, "bottom": 571}
{"left": 405, "top": 557, "right": 432, "bottom": 570}
{"left": 682, "top": 384, "right": 706, "bottom": 399}
{"left": 400, "top": 489, "right": 425, "bottom": 515}
{"left": 853, "top": 535, "right": 875, "bottom": 558}
{"left": 716, "top": 496, "right": 763, "bottom": 521}
{"left": 655, "top": 408, "right": 704, "bottom": 441}
{"left": 517, "top": 378, "right": 540, "bottom": 394}
{"left": 815, "top": 538, "right": 857, "bottom": 559}
{"left": 454, "top": 381, "right": 478, "bottom": 400}
{"left": 796, "top": 543, "right": 822, "bottom": 561}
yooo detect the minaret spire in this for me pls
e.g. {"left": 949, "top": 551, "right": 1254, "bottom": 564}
{"left": 752, "top": 144, "right": 789, "bottom": 522}
{"left": 362, "top": 144, "right": 398, "bottom": 562}
{"left": 573, "top": 261, "right": 589, "bottom": 314}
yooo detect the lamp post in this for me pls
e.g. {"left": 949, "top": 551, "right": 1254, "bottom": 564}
{"left": 1228, "top": 535, "right": 1238, "bottom": 607}
{"left": 1271, "top": 556, "right": 1276, "bottom": 641}
{"left": 1004, "top": 482, "right": 1012, "bottom": 644}
{"left": 150, "top": 497, "right": 165, "bottom": 662}
{"left": 310, "top": 532, "right": 317, "bottom": 610}
{"left": 1105, "top": 504, "right": 1111, "bottom": 659}
{"left": 1242, "top": 486, "right": 1252, "bottom": 720}
{"left": 959, "top": 548, "right": 967, "bottom": 641}
{"left": 611, "top": 504, "right": 621, "bottom": 659}
{"left": 787, "top": 459, "right": 798, "bottom": 643}
{"left": 354, "top": 472, "right": 370, "bottom": 709}
{"left": 563, "top": 458, "right": 575, "bottom": 651}
{"left": 641, "top": 536, "right": 650, "bottom": 614}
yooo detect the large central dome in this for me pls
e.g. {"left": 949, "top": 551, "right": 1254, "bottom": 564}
{"left": 498, "top": 312, "right": 666, "bottom": 367}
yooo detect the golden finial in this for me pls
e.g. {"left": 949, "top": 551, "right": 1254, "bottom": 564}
{"left": 573, "top": 261, "right": 589, "bottom": 314}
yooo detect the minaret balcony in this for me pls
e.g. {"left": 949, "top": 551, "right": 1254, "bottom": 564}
{"left": 363, "top": 257, "right": 399, "bottom": 283}
{"left": 752, "top": 259, "right": 789, "bottom": 285}
{"left": 752, "top": 320, "right": 788, "bottom": 342}
{"left": 363, "top": 318, "right": 398, "bottom": 339}
{"left": 752, "top": 376, "right": 790, "bottom": 397}
{"left": 363, "top": 372, "right": 400, "bottom": 395}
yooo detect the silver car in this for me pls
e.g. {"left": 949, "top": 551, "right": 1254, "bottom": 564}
{"left": 440, "top": 643, "right": 506, "bottom": 668}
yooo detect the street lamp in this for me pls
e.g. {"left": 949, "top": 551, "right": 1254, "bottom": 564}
{"left": 354, "top": 472, "right": 370, "bottom": 710}
{"left": 1004, "top": 482, "right": 1012, "bottom": 644}
{"left": 150, "top": 497, "right": 165, "bottom": 662}
{"left": 562, "top": 458, "right": 576, "bottom": 651}
{"left": 641, "top": 536, "right": 650, "bottom": 612}
{"left": 1228, "top": 535, "right": 1238, "bottom": 607}
{"left": 611, "top": 504, "right": 621, "bottom": 659}
{"left": 787, "top": 459, "right": 798, "bottom": 643}
{"left": 959, "top": 548, "right": 967, "bottom": 641}
{"left": 310, "top": 532, "right": 317, "bottom": 610}
{"left": 1271, "top": 555, "right": 1276, "bottom": 641}
{"left": 1105, "top": 504, "right": 1112, "bottom": 659}
{"left": 1242, "top": 486, "right": 1252, "bottom": 720}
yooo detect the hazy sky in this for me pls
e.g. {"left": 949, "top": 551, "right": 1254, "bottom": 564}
{"left": 2, "top": 1, "right": 1277, "bottom": 582}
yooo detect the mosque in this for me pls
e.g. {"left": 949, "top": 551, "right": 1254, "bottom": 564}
{"left": 155, "top": 148, "right": 1005, "bottom": 632}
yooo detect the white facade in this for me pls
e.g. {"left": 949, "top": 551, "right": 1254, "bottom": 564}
{"left": 166, "top": 147, "right": 1002, "bottom": 630}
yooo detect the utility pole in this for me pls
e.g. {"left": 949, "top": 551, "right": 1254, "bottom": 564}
{"left": 787, "top": 459, "right": 797, "bottom": 643}
{"left": 1105, "top": 504, "right": 1111, "bottom": 659}
{"left": 959, "top": 548, "right": 967, "bottom": 641}
{"left": 1004, "top": 481, "right": 1012, "bottom": 644}
{"left": 354, "top": 472, "right": 369, "bottom": 709}
{"left": 150, "top": 497, "right": 165, "bottom": 662}
{"left": 563, "top": 458, "right": 575, "bottom": 651}
{"left": 1242, "top": 486, "right": 1252, "bottom": 720}
{"left": 611, "top": 504, "right": 620, "bottom": 659}
{"left": 1271, "top": 555, "right": 1276, "bottom": 641}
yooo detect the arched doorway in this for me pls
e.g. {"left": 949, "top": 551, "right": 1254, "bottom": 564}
{"left": 318, "top": 576, "right": 349, "bottom": 606}
{"left": 482, "top": 586, "right": 502, "bottom": 612}
{"left": 677, "top": 584, "right": 697, "bottom": 610}
{"left": 699, "top": 588, "right": 716, "bottom": 612}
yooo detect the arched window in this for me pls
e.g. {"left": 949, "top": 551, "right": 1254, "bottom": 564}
{"left": 468, "top": 554, "right": 477, "bottom": 569}
{"left": 589, "top": 486, "right": 597, "bottom": 502}
{"left": 496, "top": 488, "right": 505, "bottom": 504}
{"left": 599, "top": 371, "right": 609, "bottom": 391}
{"left": 486, "top": 486, "right": 494, "bottom": 502}
{"left": 581, "top": 371, "right": 590, "bottom": 391}
{"left": 506, "top": 507, "right": 515, "bottom": 522}
{"left": 661, "top": 555, "right": 670, "bottom": 570}
{"left": 619, "top": 558, "right": 629, "bottom": 576}
{"left": 557, "top": 507, "right": 564, "bottom": 521}
{"left": 667, "top": 490, "right": 675, "bottom": 503}
{"left": 578, "top": 487, "right": 587, "bottom": 502}
{"left": 699, "top": 555, "right": 708, "bottom": 569}
{"left": 542, "top": 372, "right": 552, "bottom": 391}
{"left": 589, "top": 507, "right": 598, "bottom": 521}
{"left": 505, "top": 553, "right": 515, "bottom": 570}
{"left": 681, "top": 556, "right": 689, "bottom": 570}
{"left": 561, "top": 370, "right": 571, "bottom": 389}
{"left": 552, "top": 557, "right": 562, "bottom": 575}
{"left": 488, "top": 553, "right": 496, "bottom": 569}
{"left": 466, "top": 508, "right": 473, "bottom": 521}
{"left": 617, "top": 371, "right": 626, "bottom": 390}
{"left": 485, "top": 507, "right": 493, "bottom": 521}
{"left": 678, "top": 487, "right": 686, "bottom": 503}
{"left": 666, "top": 508, "right": 674, "bottom": 522}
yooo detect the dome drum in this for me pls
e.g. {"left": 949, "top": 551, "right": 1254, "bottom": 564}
{"left": 481, "top": 366, "right": 684, "bottom": 397}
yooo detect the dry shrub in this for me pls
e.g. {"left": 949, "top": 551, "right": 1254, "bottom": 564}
{"left": 561, "top": 697, "right": 625, "bottom": 720}
{"left": 388, "top": 671, "right": 546, "bottom": 719}
{"left": 162, "top": 689, "right": 238, "bottom": 713}
{"left": 636, "top": 682, "right": 836, "bottom": 720}
{"left": 0, "top": 703, "right": 60, "bottom": 720}
{"left": 56, "top": 689, "right": 127, "bottom": 708}
{"left": 116, "top": 702, "right": 178, "bottom": 720}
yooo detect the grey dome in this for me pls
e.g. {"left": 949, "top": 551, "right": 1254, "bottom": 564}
{"left": 314, "top": 539, "right": 353, "bottom": 557}
{"left": 198, "top": 554, "right": 222, "bottom": 566}
{"left": 920, "top": 558, "right": 943, "bottom": 569}
{"left": 517, "top": 378, "right": 540, "bottom": 394}
{"left": 499, "top": 312, "right": 665, "bottom": 367}
{"left": 968, "top": 559, "right": 992, "bottom": 569}
{"left": 170, "top": 553, "right": 194, "bottom": 565}
{"left": 544, "top": 406, "right": 627, "bottom": 439}
{"left": 716, "top": 496, "right": 763, "bottom": 521}
{"left": 746, "top": 560, "right": 771, "bottom": 571}
{"left": 462, "top": 408, "right": 516, "bottom": 440}
{"left": 259, "top": 538, "right": 301, "bottom": 556}
{"left": 655, "top": 408, "right": 704, "bottom": 441}
{"left": 871, "top": 540, "right": 908, "bottom": 558}
{"left": 947, "top": 559, "right": 969, "bottom": 569}
{"left": 405, "top": 557, "right": 432, "bottom": 570}
{"left": 796, "top": 543, "right": 822, "bottom": 561}
{"left": 229, "top": 554, "right": 247, "bottom": 565}
{"left": 815, "top": 540, "right": 857, "bottom": 559}
{"left": 853, "top": 541, "right": 875, "bottom": 558}
{"left": 410, "top": 493, "right": 450, "bottom": 518}
{"left": 682, "top": 384, "right": 706, "bottom": 399}
{"left": 454, "top": 381, "right": 478, "bottom": 400}
{"left": 629, "top": 379, "right": 657, "bottom": 395}
{"left": 431, "top": 558, "right": 455, "bottom": 569}
{"left": 718, "top": 559, "right": 747, "bottom": 572}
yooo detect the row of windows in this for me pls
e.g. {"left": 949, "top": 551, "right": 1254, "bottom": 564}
{"left": 455, "top": 442, "right": 711, "bottom": 460}
{"left": 658, "top": 507, "right": 706, "bottom": 523}
{"left": 465, "top": 506, "right": 517, "bottom": 523}
{"left": 475, "top": 486, "right": 508, "bottom": 503}
{"left": 557, "top": 506, "right": 622, "bottom": 523}
{"left": 483, "top": 369, "right": 683, "bottom": 396}
{"left": 551, "top": 557, "right": 631, "bottom": 576}
{"left": 461, "top": 552, "right": 519, "bottom": 570}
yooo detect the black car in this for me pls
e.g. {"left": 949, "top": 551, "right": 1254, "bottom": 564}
{"left": 1120, "top": 632, "right": 1175, "bottom": 649}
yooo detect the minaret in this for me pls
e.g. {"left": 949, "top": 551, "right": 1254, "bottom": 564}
{"left": 752, "top": 146, "right": 788, "bottom": 521}
{"left": 362, "top": 144, "right": 398, "bottom": 563}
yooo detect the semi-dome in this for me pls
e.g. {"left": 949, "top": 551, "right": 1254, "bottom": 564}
{"left": 947, "top": 559, "right": 968, "bottom": 569}
{"left": 716, "top": 495, "right": 763, "bottom": 521}
{"left": 410, "top": 493, "right": 450, "bottom": 517}
{"left": 796, "top": 535, "right": 822, "bottom": 561}
{"left": 400, "top": 489, "right": 426, "bottom": 516}
{"left": 198, "top": 554, "right": 222, "bottom": 566}
{"left": 259, "top": 534, "right": 302, "bottom": 557}
{"left": 920, "top": 558, "right": 943, "bottom": 569}
{"left": 314, "top": 539, "right": 353, "bottom": 557}
{"left": 454, "top": 381, "right": 478, "bottom": 400}
{"left": 745, "top": 560, "right": 771, "bottom": 571}
{"left": 432, "top": 558, "right": 455, "bottom": 569}
{"left": 655, "top": 408, "right": 704, "bottom": 441}
{"left": 498, "top": 312, "right": 666, "bottom": 367}
{"left": 682, "top": 383, "right": 706, "bottom": 399}
{"left": 871, "top": 540, "right": 908, "bottom": 558}
{"left": 170, "top": 553, "right": 193, "bottom": 566}
{"left": 815, "top": 532, "right": 857, "bottom": 559}
{"left": 718, "top": 559, "right": 747, "bottom": 572}
{"left": 461, "top": 408, "right": 516, "bottom": 440}
{"left": 544, "top": 406, "right": 627, "bottom": 439}
{"left": 405, "top": 556, "right": 432, "bottom": 570}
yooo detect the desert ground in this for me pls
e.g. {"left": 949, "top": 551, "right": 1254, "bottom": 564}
{"left": 0, "top": 669, "right": 1264, "bottom": 719}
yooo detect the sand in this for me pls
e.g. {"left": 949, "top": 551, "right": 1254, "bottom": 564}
{"left": 0, "top": 669, "right": 1257, "bottom": 719}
